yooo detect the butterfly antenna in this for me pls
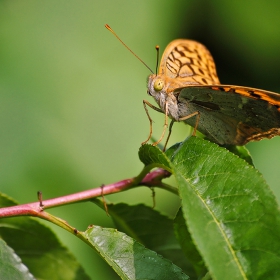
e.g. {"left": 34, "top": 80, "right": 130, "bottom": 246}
{"left": 105, "top": 24, "right": 153, "bottom": 74}
{"left": 155, "top": 45, "right": 160, "bottom": 75}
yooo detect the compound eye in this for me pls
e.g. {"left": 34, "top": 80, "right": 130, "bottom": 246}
{"left": 153, "top": 79, "right": 164, "bottom": 92}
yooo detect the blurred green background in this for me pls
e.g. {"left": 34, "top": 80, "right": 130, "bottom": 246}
{"left": 1, "top": 1, "right": 280, "bottom": 279}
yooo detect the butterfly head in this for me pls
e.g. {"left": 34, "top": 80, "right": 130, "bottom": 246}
{"left": 147, "top": 74, "right": 180, "bottom": 120}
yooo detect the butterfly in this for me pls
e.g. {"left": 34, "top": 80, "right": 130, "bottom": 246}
{"left": 105, "top": 25, "right": 280, "bottom": 149}
{"left": 143, "top": 39, "right": 280, "bottom": 149}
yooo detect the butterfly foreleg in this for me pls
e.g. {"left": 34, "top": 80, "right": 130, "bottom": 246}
{"left": 179, "top": 111, "right": 200, "bottom": 136}
{"left": 141, "top": 100, "right": 164, "bottom": 145}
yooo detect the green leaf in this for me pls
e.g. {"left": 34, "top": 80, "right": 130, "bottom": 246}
{"left": 171, "top": 136, "right": 280, "bottom": 279}
{"left": 138, "top": 137, "right": 280, "bottom": 279}
{"left": 174, "top": 208, "right": 207, "bottom": 277}
{"left": 223, "top": 145, "right": 254, "bottom": 166}
{"left": 0, "top": 239, "right": 35, "bottom": 280}
{"left": 81, "top": 225, "right": 189, "bottom": 280}
{"left": 102, "top": 202, "right": 195, "bottom": 277}
{"left": 0, "top": 194, "right": 90, "bottom": 280}
{"left": 138, "top": 144, "right": 172, "bottom": 171}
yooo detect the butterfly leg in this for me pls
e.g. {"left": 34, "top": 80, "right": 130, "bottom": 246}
{"left": 152, "top": 102, "right": 169, "bottom": 147}
{"left": 179, "top": 111, "right": 200, "bottom": 136}
{"left": 141, "top": 100, "right": 164, "bottom": 145}
{"left": 163, "top": 120, "right": 175, "bottom": 152}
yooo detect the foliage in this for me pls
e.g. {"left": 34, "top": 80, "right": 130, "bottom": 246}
{"left": 1, "top": 137, "right": 280, "bottom": 279}
{"left": 1, "top": 1, "right": 280, "bottom": 279}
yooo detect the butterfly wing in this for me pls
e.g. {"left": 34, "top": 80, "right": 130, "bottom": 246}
{"left": 177, "top": 85, "right": 280, "bottom": 145}
{"left": 159, "top": 39, "right": 220, "bottom": 87}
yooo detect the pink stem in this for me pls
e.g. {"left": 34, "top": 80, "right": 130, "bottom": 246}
{"left": 0, "top": 168, "right": 171, "bottom": 218}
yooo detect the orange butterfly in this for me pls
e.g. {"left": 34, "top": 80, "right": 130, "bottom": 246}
{"left": 106, "top": 25, "right": 280, "bottom": 149}
{"left": 144, "top": 39, "right": 280, "bottom": 148}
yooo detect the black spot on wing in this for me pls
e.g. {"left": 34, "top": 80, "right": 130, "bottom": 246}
{"left": 247, "top": 91, "right": 261, "bottom": 99}
{"left": 214, "top": 87, "right": 227, "bottom": 92}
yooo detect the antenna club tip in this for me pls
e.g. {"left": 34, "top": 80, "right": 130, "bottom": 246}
{"left": 105, "top": 24, "right": 111, "bottom": 30}
{"left": 155, "top": 45, "right": 160, "bottom": 50}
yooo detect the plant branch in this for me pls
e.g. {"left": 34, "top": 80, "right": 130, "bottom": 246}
{"left": 0, "top": 168, "right": 173, "bottom": 220}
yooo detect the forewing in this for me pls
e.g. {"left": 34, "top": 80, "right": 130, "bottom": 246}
{"left": 177, "top": 85, "right": 280, "bottom": 145}
{"left": 159, "top": 39, "right": 220, "bottom": 85}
